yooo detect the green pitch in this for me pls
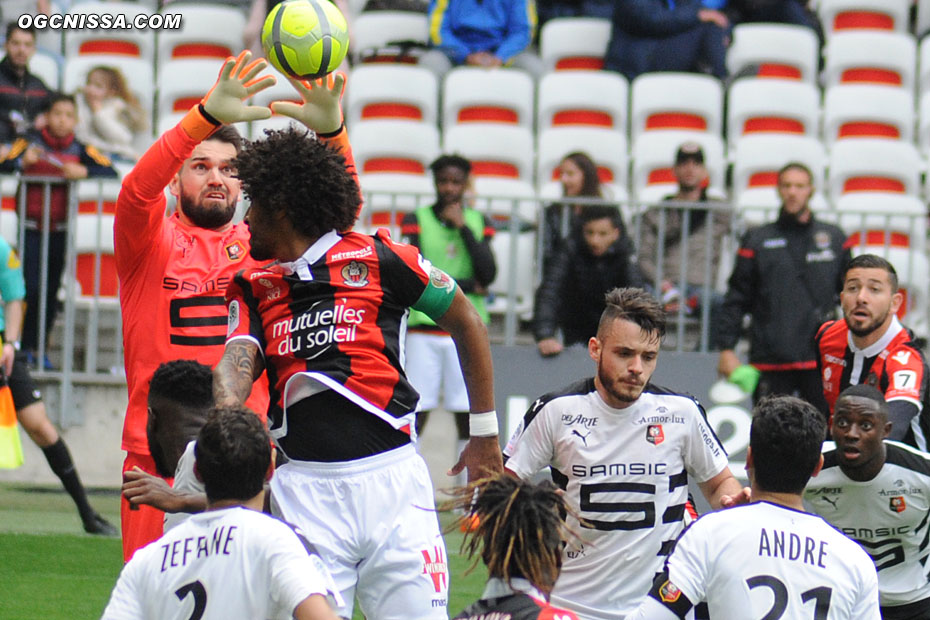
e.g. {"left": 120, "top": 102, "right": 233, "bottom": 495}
{"left": 0, "top": 483, "right": 485, "bottom": 620}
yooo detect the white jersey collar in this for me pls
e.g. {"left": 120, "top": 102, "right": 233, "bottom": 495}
{"left": 482, "top": 577, "right": 547, "bottom": 602}
{"left": 847, "top": 315, "right": 903, "bottom": 357}
{"left": 279, "top": 229, "right": 342, "bottom": 281}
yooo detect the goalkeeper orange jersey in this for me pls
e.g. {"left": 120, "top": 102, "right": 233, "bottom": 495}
{"left": 115, "top": 113, "right": 358, "bottom": 455}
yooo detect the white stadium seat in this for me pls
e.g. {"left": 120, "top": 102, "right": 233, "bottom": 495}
{"left": 630, "top": 131, "right": 725, "bottom": 205}
{"left": 443, "top": 125, "right": 535, "bottom": 183}
{"left": 823, "top": 32, "right": 916, "bottom": 91}
{"left": 536, "top": 70, "right": 627, "bottom": 132}
{"left": 346, "top": 64, "right": 438, "bottom": 126}
{"left": 726, "top": 23, "right": 819, "bottom": 82}
{"left": 818, "top": 0, "right": 910, "bottom": 38}
{"left": 823, "top": 85, "right": 914, "bottom": 146}
{"left": 630, "top": 72, "right": 723, "bottom": 143}
{"left": 827, "top": 139, "right": 921, "bottom": 203}
{"left": 350, "top": 11, "right": 428, "bottom": 64}
{"left": 442, "top": 67, "right": 535, "bottom": 130}
{"left": 156, "top": 5, "right": 246, "bottom": 66}
{"left": 535, "top": 127, "right": 628, "bottom": 193}
{"left": 63, "top": 1, "right": 155, "bottom": 58}
{"left": 726, "top": 80, "right": 820, "bottom": 152}
{"left": 539, "top": 17, "right": 612, "bottom": 71}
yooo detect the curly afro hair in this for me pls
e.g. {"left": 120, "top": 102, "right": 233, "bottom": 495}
{"left": 235, "top": 126, "right": 360, "bottom": 239}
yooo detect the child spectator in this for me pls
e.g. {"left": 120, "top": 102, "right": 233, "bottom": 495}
{"left": 533, "top": 205, "right": 643, "bottom": 357}
{"left": 0, "top": 93, "right": 117, "bottom": 364}
{"left": 75, "top": 66, "right": 147, "bottom": 162}
{"left": 541, "top": 151, "right": 602, "bottom": 273}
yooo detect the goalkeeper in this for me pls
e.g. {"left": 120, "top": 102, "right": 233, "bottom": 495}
{"left": 115, "top": 51, "right": 359, "bottom": 561}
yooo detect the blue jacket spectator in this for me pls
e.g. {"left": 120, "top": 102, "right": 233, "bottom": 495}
{"left": 420, "top": 0, "right": 544, "bottom": 79}
{"left": 604, "top": 0, "right": 729, "bottom": 81}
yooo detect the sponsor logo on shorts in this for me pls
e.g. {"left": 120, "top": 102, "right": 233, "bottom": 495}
{"left": 225, "top": 241, "right": 246, "bottom": 262}
{"left": 341, "top": 261, "right": 369, "bottom": 287}
{"left": 646, "top": 424, "right": 664, "bottom": 446}
{"left": 891, "top": 496, "right": 906, "bottom": 513}
{"left": 659, "top": 580, "right": 682, "bottom": 603}
{"left": 421, "top": 546, "right": 448, "bottom": 593}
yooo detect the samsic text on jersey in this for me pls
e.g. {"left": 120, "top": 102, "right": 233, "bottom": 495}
{"left": 504, "top": 379, "right": 729, "bottom": 620}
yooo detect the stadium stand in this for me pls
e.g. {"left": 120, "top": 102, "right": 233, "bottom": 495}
{"left": 630, "top": 72, "right": 723, "bottom": 143}
{"left": 818, "top": 0, "right": 910, "bottom": 38}
{"left": 630, "top": 131, "right": 725, "bottom": 205}
{"left": 822, "top": 31, "right": 917, "bottom": 91}
{"left": 725, "top": 23, "right": 819, "bottom": 82}
{"left": 345, "top": 64, "right": 438, "bottom": 126}
{"left": 823, "top": 84, "right": 914, "bottom": 146}
{"left": 536, "top": 70, "right": 627, "bottom": 133}
{"left": 443, "top": 124, "right": 535, "bottom": 183}
{"left": 62, "top": 2, "right": 156, "bottom": 58}
{"left": 349, "top": 11, "right": 429, "bottom": 64}
{"left": 535, "top": 126, "right": 627, "bottom": 197}
{"left": 442, "top": 67, "right": 535, "bottom": 130}
{"left": 827, "top": 139, "right": 922, "bottom": 203}
{"left": 725, "top": 79, "right": 820, "bottom": 153}
{"left": 538, "top": 17, "right": 611, "bottom": 71}
{"left": 155, "top": 4, "right": 246, "bottom": 66}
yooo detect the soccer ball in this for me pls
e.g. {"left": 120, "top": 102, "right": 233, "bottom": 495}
{"left": 261, "top": 0, "right": 350, "bottom": 80}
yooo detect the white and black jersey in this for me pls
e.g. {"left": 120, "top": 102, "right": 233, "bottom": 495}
{"left": 504, "top": 378, "right": 729, "bottom": 620}
{"left": 633, "top": 502, "right": 880, "bottom": 620}
{"left": 805, "top": 441, "right": 930, "bottom": 617}
{"left": 101, "top": 506, "right": 342, "bottom": 620}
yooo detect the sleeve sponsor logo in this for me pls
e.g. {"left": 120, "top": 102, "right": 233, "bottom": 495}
{"left": 226, "top": 300, "right": 240, "bottom": 337}
{"left": 892, "top": 350, "right": 912, "bottom": 366}
{"left": 429, "top": 267, "right": 455, "bottom": 293}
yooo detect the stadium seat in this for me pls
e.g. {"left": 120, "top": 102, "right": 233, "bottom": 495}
{"left": 725, "top": 80, "right": 820, "bottom": 152}
{"left": 818, "top": 0, "right": 910, "bottom": 38}
{"left": 536, "top": 70, "right": 627, "bottom": 132}
{"left": 29, "top": 50, "right": 61, "bottom": 90}
{"left": 471, "top": 178, "right": 538, "bottom": 226}
{"left": 539, "top": 17, "right": 612, "bottom": 71}
{"left": 822, "top": 85, "right": 914, "bottom": 147}
{"left": 156, "top": 59, "right": 225, "bottom": 129}
{"left": 822, "top": 32, "right": 916, "bottom": 91}
{"left": 0, "top": 176, "right": 19, "bottom": 248}
{"left": 356, "top": 173, "right": 434, "bottom": 233}
{"left": 726, "top": 23, "right": 819, "bottom": 82}
{"left": 345, "top": 64, "right": 438, "bottom": 126}
{"left": 919, "top": 0, "right": 930, "bottom": 38}
{"left": 630, "top": 131, "right": 725, "bottom": 205}
{"left": 349, "top": 11, "right": 429, "bottom": 64}
{"left": 827, "top": 139, "right": 921, "bottom": 203}
{"left": 62, "top": 56, "right": 155, "bottom": 128}
{"left": 630, "top": 73, "right": 723, "bottom": 143}
{"left": 835, "top": 194, "right": 927, "bottom": 254}
{"left": 75, "top": 213, "right": 118, "bottom": 299}
{"left": 62, "top": 2, "right": 155, "bottom": 57}
{"left": 917, "top": 36, "right": 930, "bottom": 97}
{"left": 442, "top": 67, "right": 534, "bottom": 130}
{"left": 916, "top": 91, "right": 930, "bottom": 155}
{"left": 730, "top": 135, "right": 827, "bottom": 225}
{"left": 486, "top": 230, "right": 536, "bottom": 319}
{"left": 535, "top": 127, "right": 628, "bottom": 192}
{"left": 350, "top": 120, "right": 440, "bottom": 176}
{"left": 156, "top": 5, "right": 246, "bottom": 66}
{"left": 443, "top": 125, "right": 535, "bottom": 182}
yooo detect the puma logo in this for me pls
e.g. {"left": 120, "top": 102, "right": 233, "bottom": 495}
{"left": 821, "top": 496, "right": 838, "bottom": 508}
{"left": 571, "top": 430, "right": 591, "bottom": 446}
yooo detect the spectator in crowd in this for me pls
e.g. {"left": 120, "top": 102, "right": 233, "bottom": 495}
{"left": 401, "top": 154, "right": 496, "bottom": 474}
{"left": 637, "top": 142, "right": 729, "bottom": 329}
{"left": 541, "top": 151, "right": 602, "bottom": 273}
{"left": 0, "top": 92, "right": 117, "bottom": 366}
{"left": 121, "top": 360, "right": 214, "bottom": 531}
{"left": 533, "top": 205, "right": 643, "bottom": 357}
{"left": 75, "top": 66, "right": 148, "bottom": 162}
{"left": 0, "top": 23, "right": 51, "bottom": 145}
{"left": 536, "top": 0, "right": 612, "bottom": 26}
{"left": 420, "top": 0, "right": 544, "bottom": 80}
{"left": 0, "top": 233, "right": 115, "bottom": 535}
{"left": 805, "top": 385, "right": 930, "bottom": 620}
{"left": 726, "top": 0, "right": 821, "bottom": 33}
{"left": 716, "top": 162, "right": 849, "bottom": 411}
{"left": 450, "top": 475, "right": 581, "bottom": 620}
{"left": 604, "top": 0, "right": 729, "bottom": 81}
{"left": 816, "top": 254, "right": 930, "bottom": 449}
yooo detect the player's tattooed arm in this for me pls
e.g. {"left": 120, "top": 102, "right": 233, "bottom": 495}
{"left": 213, "top": 339, "right": 264, "bottom": 407}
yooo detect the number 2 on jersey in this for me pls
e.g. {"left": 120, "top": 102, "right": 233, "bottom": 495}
{"left": 176, "top": 580, "right": 207, "bottom": 620}
{"left": 746, "top": 575, "right": 831, "bottom": 620}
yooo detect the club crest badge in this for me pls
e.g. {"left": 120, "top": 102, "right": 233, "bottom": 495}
{"left": 342, "top": 260, "right": 369, "bottom": 287}
{"left": 646, "top": 424, "right": 665, "bottom": 446}
{"left": 890, "top": 496, "right": 906, "bottom": 513}
{"left": 225, "top": 240, "right": 246, "bottom": 262}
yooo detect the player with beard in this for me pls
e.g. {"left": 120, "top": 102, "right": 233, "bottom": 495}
{"left": 816, "top": 254, "right": 930, "bottom": 448}
{"left": 115, "top": 51, "right": 356, "bottom": 560}
{"left": 504, "top": 287, "right": 748, "bottom": 620}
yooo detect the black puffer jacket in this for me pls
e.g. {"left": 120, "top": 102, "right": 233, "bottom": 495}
{"left": 533, "top": 234, "right": 644, "bottom": 346}
{"left": 0, "top": 56, "right": 51, "bottom": 143}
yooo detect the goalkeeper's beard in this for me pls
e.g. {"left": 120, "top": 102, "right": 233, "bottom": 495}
{"left": 178, "top": 193, "right": 238, "bottom": 230}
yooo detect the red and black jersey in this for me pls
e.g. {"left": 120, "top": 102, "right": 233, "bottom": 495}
{"left": 226, "top": 228, "right": 455, "bottom": 444}
{"left": 453, "top": 580, "right": 579, "bottom": 620}
{"left": 816, "top": 316, "right": 930, "bottom": 449}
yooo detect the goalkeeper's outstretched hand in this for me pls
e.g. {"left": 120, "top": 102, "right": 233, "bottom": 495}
{"left": 202, "top": 51, "right": 276, "bottom": 124}
{"left": 271, "top": 72, "right": 345, "bottom": 134}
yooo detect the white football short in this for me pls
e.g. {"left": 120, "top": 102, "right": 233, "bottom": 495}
{"left": 269, "top": 443, "right": 450, "bottom": 620}
{"left": 405, "top": 331, "right": 469, "bottom": 412}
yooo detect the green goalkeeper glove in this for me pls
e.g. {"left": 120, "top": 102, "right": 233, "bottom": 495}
{"left": 202, "top": 51, "right": 275, "bottom": 124}
{"left": 728, "top": 364, "right": 761, "bottom": 394}
{"left": 270, "top": 72, "right": 346, "bottom": 135}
